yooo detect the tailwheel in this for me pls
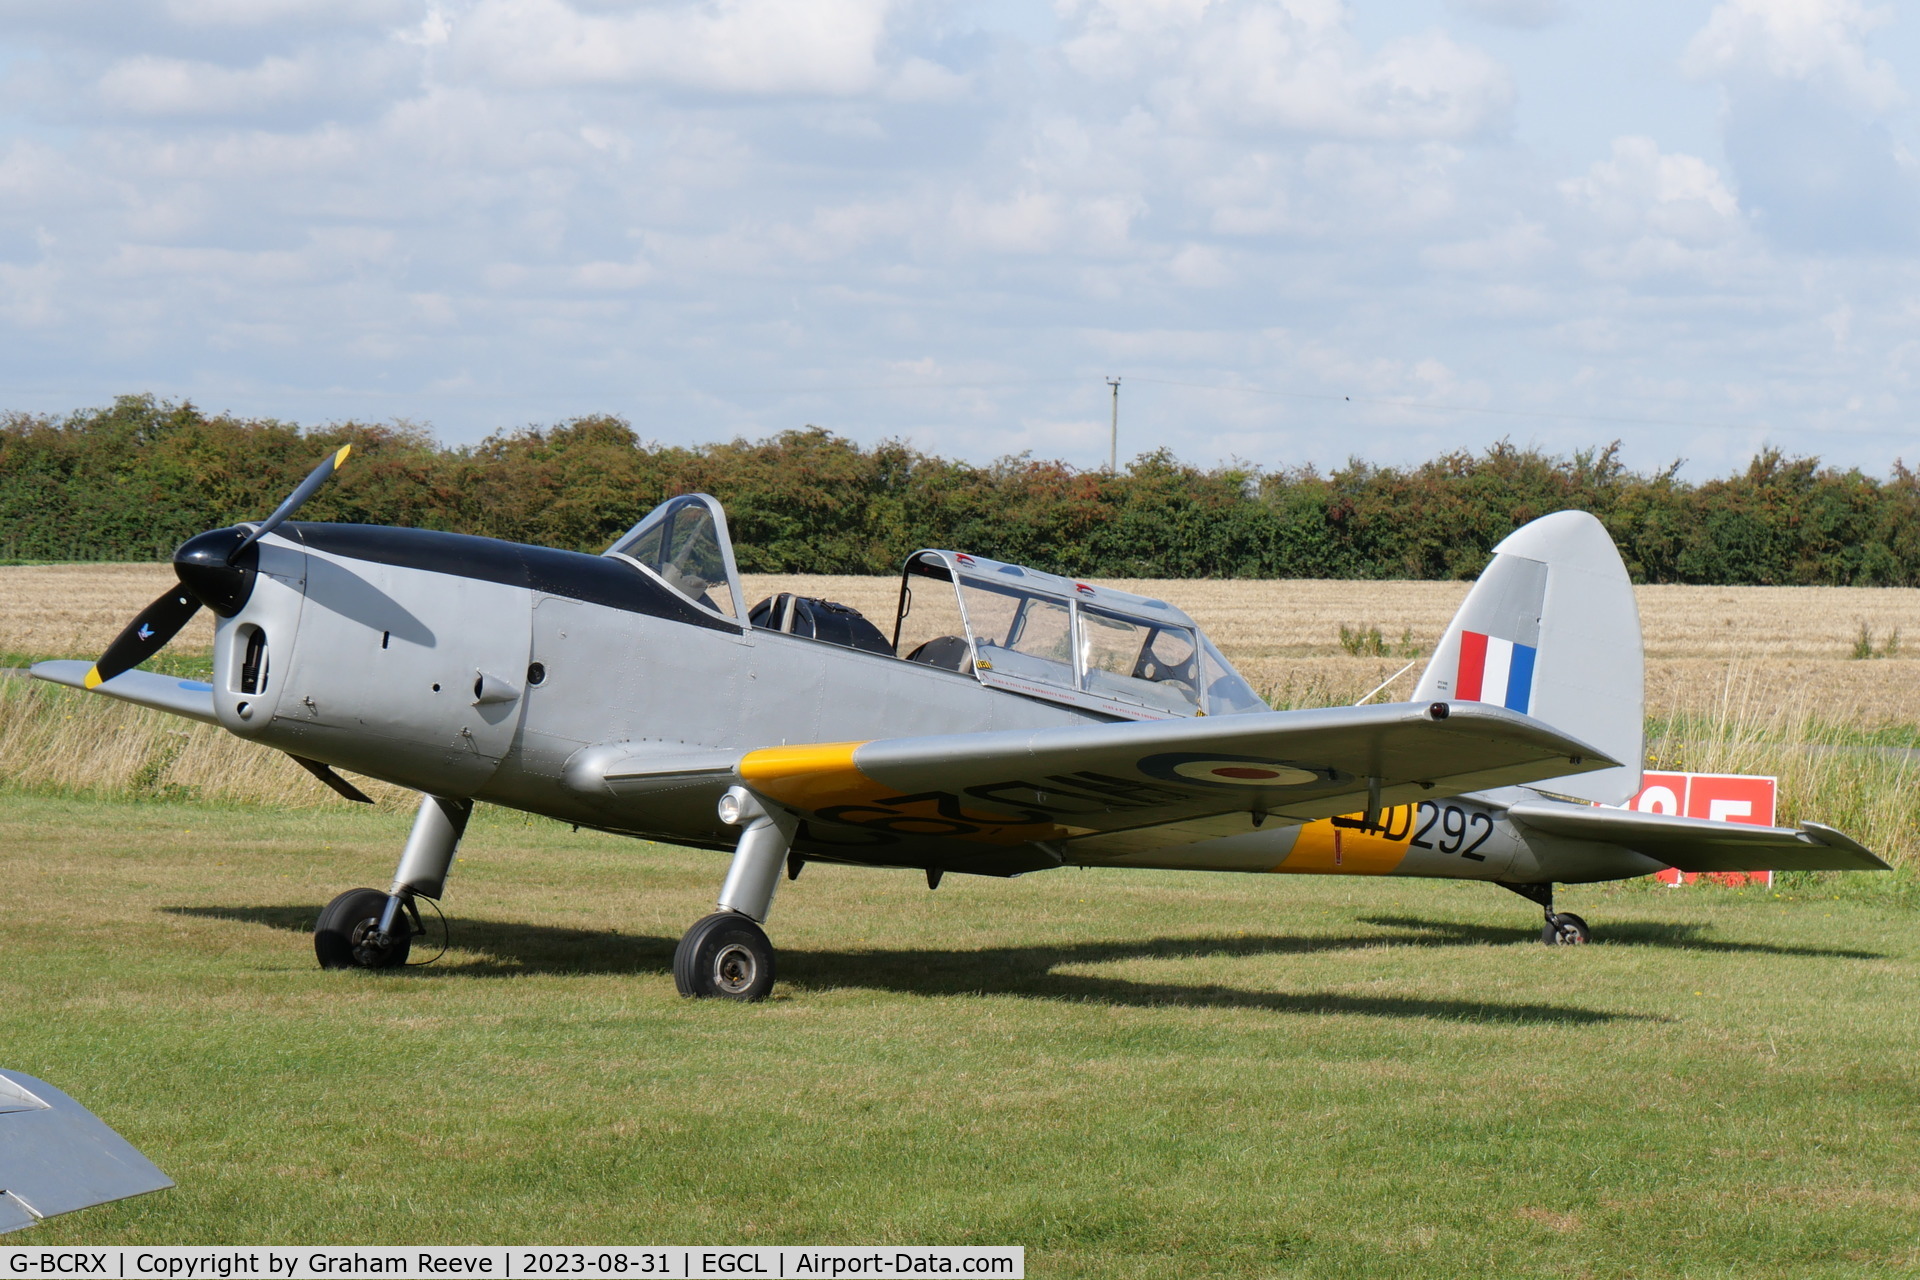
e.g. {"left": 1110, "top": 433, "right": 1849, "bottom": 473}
{"left": 674, "top": 912, "right": 775, "bottom": 1001}
{"left": 314, "top": 887, "right": 413, "bottom": 970}
{"left": 1541, "top": 912, "right": 1591, "bottom": 946}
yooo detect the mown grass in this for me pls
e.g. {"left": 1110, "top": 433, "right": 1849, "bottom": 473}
{"left": 4, "top": 792, "right": 1919, "bottom": 1275}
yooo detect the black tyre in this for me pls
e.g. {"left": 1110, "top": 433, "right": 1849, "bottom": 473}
{"left": 314, "top": 887, "right": 412, "bottom": 970}
{"left": 1541, "top": 912, "right": 1592, "bottom": 946}
{"left": 673, "top": 912, "right": 775, "bottom": 1001}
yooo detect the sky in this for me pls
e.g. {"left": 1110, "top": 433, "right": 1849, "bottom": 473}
{"left": 2, "top": 0, "right": 1919, "bottom": 478}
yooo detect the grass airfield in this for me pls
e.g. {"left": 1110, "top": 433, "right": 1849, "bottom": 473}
{"left": 6, "top": 793, "right": 1918, "bottom": 1276}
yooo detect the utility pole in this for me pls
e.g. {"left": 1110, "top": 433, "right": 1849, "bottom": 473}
{"left": 1107, "top": 376, "right": 1121, "bottom": 473}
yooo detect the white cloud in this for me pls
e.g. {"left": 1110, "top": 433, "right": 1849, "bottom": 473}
{"left": 1684, "top": 0, "right": 1903, "bottom": 113}
{"left": 1682, "top": 0, "right": 1917, "bottom": 252}
{"left": 1421, "top": 219, "right": 1553, "bottom": 273}
{"left": 1557, "top": 138, "right": 1756, "bottom": 281}
{"left": 98, "top": 53, "right": 324, "bottom": 116}
{"left": 163, "top": 0, "right": 412, "bottom": 26}
{"left": 1560, "top": 137, "right": 1743, "bottom": 244}
{"left": 448, "top": 0, "right": 896, "bottom": 95}
{"left": 1060, "top": 0, "right": 1512, "bottom": 141}
{"left": 1446, "top": 0, "right": 1563, "bottom": 29}
{"left": 1167, "top": 243, "right": 1233, "bottom": 287}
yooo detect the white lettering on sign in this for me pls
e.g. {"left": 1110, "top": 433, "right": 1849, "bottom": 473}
{"left": 1636, "top": 785, "right": 1680, "bottom": 815}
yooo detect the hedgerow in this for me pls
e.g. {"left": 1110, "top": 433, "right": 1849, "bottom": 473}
{"left": 6, "top": 394, "right": 1918, "bottom": 583}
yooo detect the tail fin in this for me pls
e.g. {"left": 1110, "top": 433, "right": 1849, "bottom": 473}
{"left": 1412, "top": 510, "right": 1643, "bottom": 804}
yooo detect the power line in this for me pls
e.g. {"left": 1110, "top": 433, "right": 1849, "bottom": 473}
{"left": 736, "top": 376, "right": 1088, "bottom": 396}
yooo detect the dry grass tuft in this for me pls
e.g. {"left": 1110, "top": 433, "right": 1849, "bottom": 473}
{"left": 0, "top": 677, "right": 412, "bottom": 810}
{"left": 1646, "top": 667, "right": 1920, "bottom": 872}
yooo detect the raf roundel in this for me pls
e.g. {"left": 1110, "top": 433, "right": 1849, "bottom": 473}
{"left": 1137, "top": 753, "right": 1336, "bottom": 789}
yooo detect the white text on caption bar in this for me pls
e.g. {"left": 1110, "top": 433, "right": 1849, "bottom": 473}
{"left": 0, "top": 1248, "right": 1022, "bottom": 1280}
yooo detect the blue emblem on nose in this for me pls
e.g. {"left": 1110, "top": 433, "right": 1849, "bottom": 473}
{"left": 137, "top": 624, "right": 155, "bottom": 640}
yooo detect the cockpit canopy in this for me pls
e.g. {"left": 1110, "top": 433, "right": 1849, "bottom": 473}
{"left": 893, "top": 550, "right": 1266, "bottom": 717}
{"left": 605, "top": 493, "right": 747, "bottom": 620}
{"left": 605, "top": 494, "right": 1266, "bottom": 719}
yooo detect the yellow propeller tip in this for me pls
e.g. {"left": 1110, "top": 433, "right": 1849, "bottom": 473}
{"left": 334, "top": 443, "right": 353, "bottom": 467}
{"left": 83, "top": 666, "right": 104, "bottom": 690}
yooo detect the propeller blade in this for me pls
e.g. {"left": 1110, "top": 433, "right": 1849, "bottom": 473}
{"left": 86, "top": 588, "right": 203, "bottom": 689}
{"left": 229, "top": 443, "right": 352, "bottom": 563}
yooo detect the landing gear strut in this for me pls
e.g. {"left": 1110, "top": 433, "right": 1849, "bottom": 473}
{"left": 315, "top": 793, "right": 471, "bottom": 970}
{"left": 1498, "top": 880, "right": 1592, "bottom": 946}
{"left": 674, "top": 786, "right": 795, "bottom": 1000}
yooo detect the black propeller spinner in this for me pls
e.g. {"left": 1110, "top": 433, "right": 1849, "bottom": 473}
{"left": 85, "top": 444, "right": 352, "bottom": 689}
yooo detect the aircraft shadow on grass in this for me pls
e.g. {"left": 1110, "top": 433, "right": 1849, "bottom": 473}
{"left": 1358, "top": 914, "right": 1884, "bottom": 960}
{"left": 167, "top": 905, "right": 1674, "bottom": 1025}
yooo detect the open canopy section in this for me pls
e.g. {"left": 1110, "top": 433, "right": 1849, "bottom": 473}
{"left": 605, "top": 493, "right": 747, "bottom": 620}
{"left": 895, "top": 550, "right": 1268, "bottom": 719}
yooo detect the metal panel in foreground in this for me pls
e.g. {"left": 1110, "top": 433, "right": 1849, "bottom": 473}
{"left": 0, "top": 1070, "right": 172, "bottom": 1233}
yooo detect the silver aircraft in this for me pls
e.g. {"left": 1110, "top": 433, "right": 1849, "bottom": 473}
{"left": 34, "top": 451, "right": 1888, "bottom": 999}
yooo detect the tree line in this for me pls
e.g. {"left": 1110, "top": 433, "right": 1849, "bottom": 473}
{"left": 3, "top": 394, "right": 1917, "bottom": 584}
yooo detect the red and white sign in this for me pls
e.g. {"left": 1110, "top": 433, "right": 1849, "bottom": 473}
{"left": 1621, "top": 771, "right": 1778, "bottom": 887}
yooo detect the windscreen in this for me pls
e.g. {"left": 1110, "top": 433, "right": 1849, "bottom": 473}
{"left": 608, "top": 495, "right": 740, "bottom": 618}
{"left": 1199, "top": 635, "right": 1268, "bottom": 714}
{"left": 1079, "top": 606, "right": 1200, "bottom": 715}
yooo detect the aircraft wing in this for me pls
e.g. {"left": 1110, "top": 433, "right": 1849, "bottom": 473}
{"left": 0, "top": 1070, "right": 173, "bottom": 1233}
{"left": 1506, "top": 799, "right": 1891, "bottom": 872}
{"left": 739, "top": 702, "right": 1614, "bottom": 847}
{"left": 30, "top": 660, "right": 218, "bottom": 726}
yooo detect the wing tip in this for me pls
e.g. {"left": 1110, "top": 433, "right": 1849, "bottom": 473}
{"left": 26, "top": 660, "right": 89, "bottom": 691}
{"left": 1798, "top": 821, "right": 1893, "bottom": 870}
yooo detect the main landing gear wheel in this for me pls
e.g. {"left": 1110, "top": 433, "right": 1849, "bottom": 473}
{"left": 314, "top": 887, "right": 412, "bottom": 970}
{"left": 1542, "top": 912, "right": 1591, "bottom": 946}
{"left": 674, "top": 912, "right": 775, "bottom": 1001}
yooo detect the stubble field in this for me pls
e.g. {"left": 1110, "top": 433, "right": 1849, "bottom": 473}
{"left": 3, "top": 564, "right": 1919, "bottom": 1271}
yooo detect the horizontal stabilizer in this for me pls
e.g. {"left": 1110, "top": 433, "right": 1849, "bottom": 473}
{"left": 30, "top": 659, "right": 217, "bottom": 726}
{"left": 1507, "top": 799, "right": 1890, "bottom": 872}
{"left": 0, "top": 1070, "right": 173, "bottom": 1233}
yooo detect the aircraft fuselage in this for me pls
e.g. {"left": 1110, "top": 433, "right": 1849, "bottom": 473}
{"left": 210, "top": 523, "right": 1663, "bottom": 888}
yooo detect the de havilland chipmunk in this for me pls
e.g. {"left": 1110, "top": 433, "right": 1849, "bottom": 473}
{"left": 31, "top": 448, "right": 1889, "bottom": 1001}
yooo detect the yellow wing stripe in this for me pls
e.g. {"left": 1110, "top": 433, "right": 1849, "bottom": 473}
{"left": 334, "top": 443, "right": 353, "bottom": 468}
{"left": 738, "top": 741, "right": 879, "bottom": 810}
{"left": 1273, "top": 805, "right": 1417, "bottom": 876}
{"left": 83, "top": 664, "right": 105, "bottom": 690}
{"left": 737, "top": 740, "right": 1076, "bottom": 846}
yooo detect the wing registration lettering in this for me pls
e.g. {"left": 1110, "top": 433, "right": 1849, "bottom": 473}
{"left": 1278, "top": 804, "right": 1419, "bottom": 875}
